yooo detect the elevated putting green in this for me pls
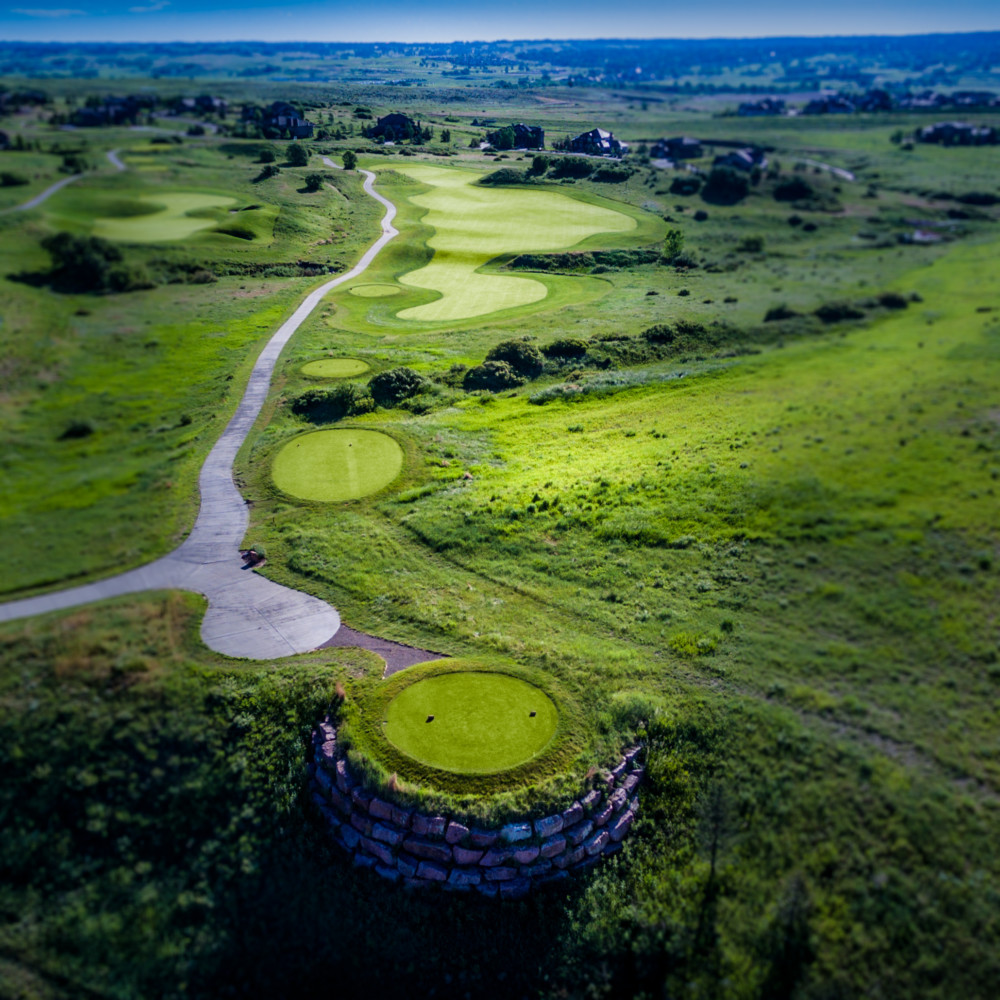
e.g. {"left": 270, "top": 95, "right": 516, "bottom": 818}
{"left": 392, "top": 164, "right": 635, "bottom": 322}
{"left": 92, "top": 192, "right": 236, "bottom": 243}
{"left": 301, "top": 358, "right": 370, "bottom": 378}
{"left": 349, "top": 283, "right": 401, "bottom": 298}
{"left": 383, "top": 672, "right": 558, "bottom": 774}
{"left": 272, "top": 428, "right": 403, "bottom": 502}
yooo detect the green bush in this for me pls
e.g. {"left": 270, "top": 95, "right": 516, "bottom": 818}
{"left": 764, "top": 304, "right": 801, "bottom": 322}
{"left": 40, "top": 232, "right": 153, "bottom": 295}
{"left": 486, "top": 339, "right": 545, "bottom": 378}
{"left": 702, "top": 166, "right": 749, "bottom": 204}
{"left": 774, "top": 177, "right": 814, "bottom": 202}
{"left": 542, "top": 338, "right": 589, "bottom": 358}
{"left": 367, "top": 367, "right": 428, "bottom": 406}
{"left": 286, "top": 142, "right": 309, "bottom": 167}
{"left": 290, "top": 384, "right": 374, "bottom": 422}
{"left": 463, "top": 361, "right": 526, "bottom": 392}
{"left": 258, "top": 147, "right": 276, "bottom": 163}
{"left": 0, "top": 171, "right": 28, "bottom": 187}
{"left": 479, "top": 167, "right": 528, "bottom": 186}
{"left": 815, "top": 301, "right": 866, "bottom": 323}
{"left": 342, "top": 149, "right": 357, "bottom": 170}
{"left": 549, "top": 157, "right": 593, "bottom": 179}
{"left": 303, "top": 172, "right": 325, "bottom": 192}
{"left": 670, "top": 175, "right": 702, "bottom": 196}
{"left": 736, "top": 235, "right": 765, "bottom": 253}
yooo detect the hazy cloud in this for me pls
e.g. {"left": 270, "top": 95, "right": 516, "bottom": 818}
{"left": 11, "top": 7, "right": 85, "bottom": 15}
{"left": 128, "top": 0, "right": 169, "bottom": 10}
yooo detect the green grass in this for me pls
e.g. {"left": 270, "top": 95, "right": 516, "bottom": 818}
{"left": 301, "top": 357, "right": 370, "bottom": 378}
{"left": 391, "top": 163, "right": 636, "bottom": 322}
{"left": 91, "top": 192, "right": 237, "bottom": 242}
{"left": 383, "top": 670, "right": 558, "bottom": 774}
{"left": 271, "top": 427, "right": 404, "bottom": 502}
{"left": 348, "top": 282, "right": 401, "bottom": 298}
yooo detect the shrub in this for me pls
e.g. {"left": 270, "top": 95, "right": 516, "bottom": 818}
{"left": 592, "top": 165, "right": 632, "bottom": 183}
{"left": 479, "top": 168, "right": 528, "bottom": 186}
{"left": 258, "top": 147, "right": 276, "bottom": 163}
{"left": 670, "top": 175, "right": 702, "bottom": 196}
{"left": 764, "top": 304, "right": 801, "bottom": 322}
{"left": 253, "top": 164, "right": 280, "bottom": 182}
{"left": 542, "top": 338, "right": 589, "bottom": 358}
{"left": 642, "top": 324, "right": 675, "bottom": 344}
{"left": 485, "top": 339, "right": 544, "bottom": 379}
{"left": 463, "top": 361, "right": 525, "bottom": 392}
{"left": 304, "top": 172, "right": 325, "bottom": 192}
{"left": 342, "top": 150, "right": 357, "bottom": 170}
{"left": 661, "top": 228, "right": 685, "bottom": 264}
{"left": 877, "top": 292, "right": 909, "bottom": 310}
{"left": 286, "top": 142, "right": 309, "bottom": 167}
{"left": 549, "top": 157, "right": 593, "bottom": 179}
{"left": 368, "top": 367, "right": 428, "bottom": 406}
{"left": 0, "top": 171, "right": 28, "bottom": 187}
{"left": 529, "top": 154, "right": 548, "bottom": 175}
{"left": 736, "top": 235, "right": 765, "bottom": 253}
{"left": 774, "top": 177, "right": 814, "bottom": 202}
{"left": 693, "top": 210, "right": 709, "bottom": 222}
{"left": 40, "top": 232, "right": 152, "bottom": 294}
{"left": 702, "top": 166, "right": 749, "bottom": 204}
{"left": 290, "top": 384, "right": 374, "bottom": 422}
{"left": 815, "top": 301, "right": 865, "bottom": 324}
{"left": 58, "top": 419, "right": 94, "bottom": 440}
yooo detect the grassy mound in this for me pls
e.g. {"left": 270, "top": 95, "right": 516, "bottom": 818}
{"left": 349, "top": 283, "right": 401, "bottom": 298}
{"left": 384, "top": 672, "right": 558, "bottom": 774}
{"left": 391, "top": 164, "right": 635, "bottom": 323}
{"left": 342, "top": 658, "right": 588, "bottom": 800}
{"left": 271, "top": 428, "right": 403, "bottom": 502}
{"left": 301, "top": 358, "right": 370, "bottom": 378}
{"left": 92, "top": 193, "right": 237, "bottom": 242}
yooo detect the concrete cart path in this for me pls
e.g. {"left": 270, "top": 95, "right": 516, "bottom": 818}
{"left": 0, "top": 162, "right": 399, "bottom": 660}
{"left": 1, "top": 172, "right": 83, "bottom": 213}
{"left": 106, "top": 148, "right": 127, "bottom": 172}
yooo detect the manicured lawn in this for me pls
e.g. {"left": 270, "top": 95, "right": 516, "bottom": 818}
{"left": 301, "top": 358, "right": 371, "bottom": 378}
{"left": 383, "top": 671, "right": 558, "bottom": 773}
{"left": 271, "top": 428, "right": 403, "bottom": 501}
{"left": 392, "top": 164, "right": 636, "bottom": 322}
{"left": 92, "top": 192, "right": 236, "bottom": 242}
{"left": 348, "top": 283, "right": 401, "bottom": 298}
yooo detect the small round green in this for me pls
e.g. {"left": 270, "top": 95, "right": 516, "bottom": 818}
{"left": 272, "top": 428, "right": 403, "bottom": 502}
{"left": 383, "top": 672, "right": 558, "bottom": 774}
{"left": 300, "top": 358, "right": 370, "bottom": 378}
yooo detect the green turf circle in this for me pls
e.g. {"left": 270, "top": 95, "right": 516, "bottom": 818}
{"left": 349, "top": 283, "right": 402, "bottom": 298}
{"left": 272, "top": 428, "right": 403, "bottom": 502}
{"left": 383, "top": 672, "right": 558, "bottom": 774}
{"left": 300, "top": 358, "right": 370, "bottom": 378}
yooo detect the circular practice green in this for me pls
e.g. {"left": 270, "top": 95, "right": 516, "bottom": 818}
{"left": 349, "top": 283, "right": 402, "bottom": 298}
{"left": 272, "top": 428, "right": 403, "bottom": 502}
{"left": 383, "top": 672, "right": 559, "bottom": 774}
{"left": 301, "top": 358, "right": 370, "bottom": 378}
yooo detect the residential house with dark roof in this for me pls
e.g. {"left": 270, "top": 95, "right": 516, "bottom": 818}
{"left": 651, "top": 136, "right": 703, "bottom": 160}
{"left": 567, "top": 127, "right": 628, "bottom": 157}
{"left": 368, "top": 113, "right": 420, "bottom": 141}
{"left": 738, "top": 98, "right": 785, "bottom": 117}
{"left": 713, "top": 147, "right": 768, "bottom": 171}
{"left": 917, "top": 121, "right": 997, "bottom": 146}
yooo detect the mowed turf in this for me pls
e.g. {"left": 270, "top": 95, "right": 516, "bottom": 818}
{"left": 271, "top": 428, "right": 403, "bottom": 502}
{"left": 392, "top": 164, "right": 635, "bottom": 322}
{"left": 383, "top": 672, "right": 559, "bottom": 774}
{"left": 92, "top": 193, "right": 236, "bottom": 242}
{"left": 301, "top": 358, "right": 370, "bottom": 378}
{"left": 349, "top": 283, "right": 401, "bottom": 298}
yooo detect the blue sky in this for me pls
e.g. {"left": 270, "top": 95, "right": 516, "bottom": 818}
{"left": 2, "top": 0, "right": 998, "bottom": 43}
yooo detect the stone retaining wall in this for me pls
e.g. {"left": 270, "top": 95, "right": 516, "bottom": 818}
{"left": 308, "top": 717, "right": 643, "bottom": 899}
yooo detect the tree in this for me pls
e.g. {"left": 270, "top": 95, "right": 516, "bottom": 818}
{"left": 304, "top": 173, "right": 324, "bottom": 192}
{"left": 440, "top": 128, "right": 451, "bottom": 143}
{"left": 286, "top": 142, "right": 309, "bottom": 167}
{"left": 258, "top": 147, "right": 276, "bottom": 163}
{"left": 368, "top": 367, "right": 428, "bottom": 407}
{"left": 40, "top": 232, "right": 151, "bottom": 294}
{"left": 485, "top": 339, "right": 544, "bottom": 379}
{"left": 661, "top": 228, "right": 685, "bottom": 263}
{"left": 342, "top": 149, "right": 357, "bottom": 171}
{"left": 701, "top": 166, "right": 749, "bottom": 204}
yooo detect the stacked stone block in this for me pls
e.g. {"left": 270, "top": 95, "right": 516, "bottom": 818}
{"left": 308, "top": 717, "right": 643, "bottom": 898}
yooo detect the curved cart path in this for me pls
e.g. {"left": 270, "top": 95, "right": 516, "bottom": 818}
{"left": 0, "top": 172, "right": 83, "bottom": 214}
{"left": 0, "top": 162, "right": 400, "bottom": 660}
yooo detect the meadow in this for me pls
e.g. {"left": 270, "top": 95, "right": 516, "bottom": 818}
{"left": 1, "top": 67, "right": 999, "bottom": 1000}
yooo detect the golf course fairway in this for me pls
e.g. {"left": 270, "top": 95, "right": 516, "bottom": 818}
{"left": 392, "top": 164, "right": 635, "bottom": 322}
{"left": 92, "top": 192, "right": 236, "bottom": 242}
{"left": 272, "top": 428, "right": 403, "bottom": 502}
{"left": 301, "top": 358, "right": 370, "bottom": 378}
{"left": 383, "top": 672, "right": 559, "bottom": 774}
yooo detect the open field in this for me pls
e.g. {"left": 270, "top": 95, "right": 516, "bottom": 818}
{"left": 1, "top": 62, "right": 999, "bottom": 1000}
{"left": 383, "top": 669, "right": 558, "bottom": 773}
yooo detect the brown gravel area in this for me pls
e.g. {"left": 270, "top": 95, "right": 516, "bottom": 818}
{"left": 319, "top": 625, "right": 444, "bottom": 675}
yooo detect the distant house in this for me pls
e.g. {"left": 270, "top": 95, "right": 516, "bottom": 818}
{"left": 368, "top": 112, "right": 420, "bottom": 141}
{"left": 71, "top": 95, "right": 147, "bottom": 127}
{"left": 651, "top": 136, "right": 702, "bottom": 160}
{"left": 175, "top": 94, "right": 228, "bottom": 117}
{"left": 803, "top": 94, "right": 856, "bottom": 115}
{"left": 949, "top": 91, "right": 997, "bottom": 108}
{"left": 567, "top": 127, "right": 628, "bottom": 157}
{"left": 486, "top": 122, "right": 544, "bottom": 149}
{"left": 856, "top": 89, "right": 893, "bottom": 113}
{"left": 738, "top": 98, "right": 785, "bottom": 117}
{"left": 713, "top": 147, "right": 768, "bottom": 172}
{"left": 265, "top": 101, "right": 313, "bottom": 138}
{"left": 917, "top": 121, "right": 997, "bottom": 146}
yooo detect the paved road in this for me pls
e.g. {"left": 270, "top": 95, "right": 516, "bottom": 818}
{"left": 1, "top": 172, "right": 83, "bottom": 214}
{"left": 0, "top": 161, "right": 399, "bottom": 659}
{"left": 107, "top": 148, "right": 127, "bottom": 172}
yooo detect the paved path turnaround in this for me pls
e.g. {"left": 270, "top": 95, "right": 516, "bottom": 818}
{"left": 0, "top": 163, "right": 399, "bottom": 659}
